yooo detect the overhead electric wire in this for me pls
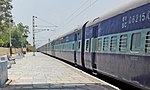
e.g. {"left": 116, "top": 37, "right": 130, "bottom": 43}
{"left": 63, "top": 0, "right": 90, "bottom": 24}
{"left": 36, "top": 17, "right": 58, "bottom": 27}
{"left": 74, "top": 0, "right": 98, "bottom": 19}
{"left": 35, "top": 25, "right": 57, "bottom": 27}
{"left": 59, "top": 0, "right": 89, "bottom": 29}
{"left": 60, "top": 0, "right": 99, "bottom": 29}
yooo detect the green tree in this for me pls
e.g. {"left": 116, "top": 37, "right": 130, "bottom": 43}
{"left": 11, "top": 23, "right": 29, "bottom": 48}
{"left": 0, "top": 39, "right": 4, "bottom": 46}
{"left": 0, "top": 0, "right": 13, "bottom": 24}
{"left": 0, "top": 1, "right": 29, "bottom": 48}
{"left": 0, "top": 0, "right": 13, "bottom": 47}
{"left": 11, "top": 29, "right": 22, "bottom": 48}
{"left": 0, "top": 21, "right": 10, "bottom": 47}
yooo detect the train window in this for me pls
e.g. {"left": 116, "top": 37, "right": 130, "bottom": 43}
{"left": 145, "top": 32, "right": 150, "bottom": 53}
{"left": 85, "top": 40, "right": 89, "bottom": 52}
{"left": 57, "top": 45, "right": 59, "bottom": 50}
{"left": 70, "top": 43, "right": 72, "bottom": 50}
{"left": 67, "top": 44, "right": 70, "bottom": 50}
{"left": 119, "top": 34, "right": 127, "bottom": 52}
{"left": 78, "top": 41, "right": 80, "bottom": 50}
{"left": 77, "top": 32, "right": 81, "bottom": 40}
{"left": 131, "top": 33, "right": 141, "bottom": 51}
{"left": 69, "top": 44, "right": 71, "bottom": 50}
{"left": 103, "top": 37, "right": 109, "bottom": 51}
{"left": 72, "top": 43, "right": 74, "bottom": 50}
{"left": 62, "top": 45, "right": 64, "bottom": 50}
{"left": 110, "top": 36, "right": 117, "bottom": 52}
{"left": 68, "top": 44, "right": 70, "bottom": 50}
{"left": 67, "top": 44, "right": 69, "bottom": 50}
{"left": 64, "top": 44, "right": 66, "bottom": 50}
{"left": 67, "top": 44, "right": 68, "bottom": 50}
{"left": 96, "top": 38, "right": 102, "bottom": 51}
{"left": 54, "top": 46, "right": 56, "bottom": 50}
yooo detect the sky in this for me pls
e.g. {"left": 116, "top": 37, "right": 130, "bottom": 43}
{"left": 11, "top": 0, "right": 131, "bottom": 47}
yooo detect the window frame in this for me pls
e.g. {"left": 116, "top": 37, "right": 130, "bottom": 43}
{"left": 76, "top": 40, "right": 81, "bottom": 51}
{"left": 110, "top": 36, "right": 117, "bottom": 52}
{"left": 130, "top": 32, "right": 141, "bottom": 52}
{"left": 85, "top": 39, "right": 90, "bottom": 52}
{"left": 119, "top": 34, "right": 128, "bottom": 52}
{"left": 96, "top": 38, "right": 102, "bottom": 51}
{"left": 145, "top": 31, "right": 150, "bottom": 54}
{"left": 103, "top": 37, "right": 109, "bottom": 51}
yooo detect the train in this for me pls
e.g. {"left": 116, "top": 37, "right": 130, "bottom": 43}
{"left": 37, "top": 0, "right": 150, "bottom": 89}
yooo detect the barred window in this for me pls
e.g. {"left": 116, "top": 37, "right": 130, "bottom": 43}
{"left": 78, "top": 41, "right": 80, "bottom": 50}
{"left": 110, "top": 36, "right": 117, "bottom": 52}
{"left": 62, "top": 45, "right": 64, "bottom": 49}
{"left": 72, "top": 43, "right": 74, "bottom": 50}
{"left": 96, "top": 38, "right": 102, "bottom": 51}
{"left": 103, "top": 37, "right": 109, "bottom": 51}
{"left": 119, "top": 34, "right": 128, "bottom": 52}
{"left": 68, "top": 44, "right": 71, "bottom": 50}
{"left": 85, "top": 40, "right": 89, "bottom": 51}
{"left": 145, "top": 32, "right": 150, "bottom": 53}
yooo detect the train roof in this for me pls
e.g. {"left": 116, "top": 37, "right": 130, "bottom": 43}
{"left": 53, "top": 0, "right": 150, "bottom": 42}
{"left": 86, "top": 0, "right": 150, "bottom": 27}
{"left": 53, "top": 24, "right": 83, "bottom": 41}
{"left": 53, "top": 28, "right": 76, "bottom": 41}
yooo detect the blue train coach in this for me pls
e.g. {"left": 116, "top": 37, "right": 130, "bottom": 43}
{"left": 38, "top": 0, "right": 150, "bottom": 89}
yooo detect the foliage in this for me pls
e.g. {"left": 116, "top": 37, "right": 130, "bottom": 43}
{"left": 11, "top": 23, "right": 30, "bottom": 48}
{"left": 0, "top": 39, "right": 4, "bottom": 46}
{"left": 0, "top": 0, "right": 13, "bottom": 47}
{"left": 0, "top": 21, "right": 10, "bottom": 46}
{"left": 0, "top": 1, "right": 29, "bottom": 48}
{"left": 0, "top": 0, "right": 13, "bottom": 31}
{"left": 0, "top": 0, "right": 13, "bottom": 19}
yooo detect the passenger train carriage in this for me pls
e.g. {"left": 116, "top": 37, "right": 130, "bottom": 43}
{"left": 37, "top": 0, "right": 150, "bottom": 89}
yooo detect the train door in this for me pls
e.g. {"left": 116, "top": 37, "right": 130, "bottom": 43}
{"left": 85, "top": 38, "right": 92, "bottom": 68}
{"left": 75, "top": 30, "right": 82, "bottom": 66}
{"left": 91, "top": 25, "right": 98, "bottom": 70}
{"left": 74, "top": 33, "right": 77, "bottom": 64}
{"left": 81, "top": 22, "right": 88, "bottom": 68}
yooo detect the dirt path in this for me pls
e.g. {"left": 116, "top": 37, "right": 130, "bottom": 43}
{"left": 0, "top": 47, "right": 21, "bottom": 56}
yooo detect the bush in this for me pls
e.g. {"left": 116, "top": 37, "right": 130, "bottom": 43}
{"left": 0, "top": 39, "right": 4, "bottom": 47}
